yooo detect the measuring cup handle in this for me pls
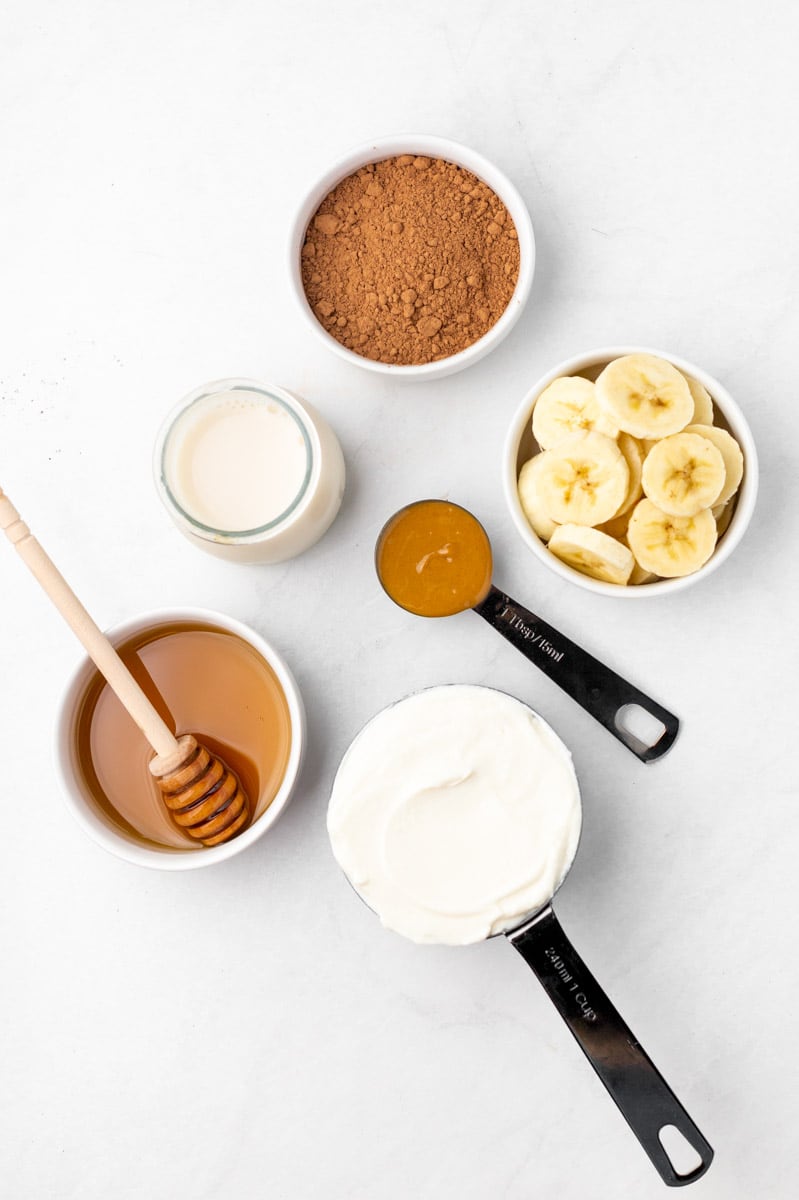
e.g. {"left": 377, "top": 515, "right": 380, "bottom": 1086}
{"left": 473, "top": 587, "right": 678, "bottom": 762}
{"left": 508, "top": 908, "right": 713, "bottom": 1186}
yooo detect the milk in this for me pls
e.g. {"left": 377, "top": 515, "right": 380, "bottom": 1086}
{"left": 164, "top": 391, "right": 309, "bottom": 532}
{"left": 154, "top": 380, "right": 346, "bottom": 564}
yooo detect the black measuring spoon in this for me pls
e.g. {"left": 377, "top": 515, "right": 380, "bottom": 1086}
{"left": 375, "top": 500, "right": 678, "bottom": 762}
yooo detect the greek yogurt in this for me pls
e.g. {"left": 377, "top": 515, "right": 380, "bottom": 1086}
{"left": 327, "top": 686, "right": 582, "bottom": 946}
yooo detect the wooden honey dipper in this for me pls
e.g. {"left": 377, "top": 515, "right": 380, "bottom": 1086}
{"left": 0, "top": 487, "right": 250, "bottom": 847}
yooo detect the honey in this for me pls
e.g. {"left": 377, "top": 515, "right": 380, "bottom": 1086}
{"left": 73, "top": 621, "right": 292, "bottom": 850}
{"left": 376, "top": 500, "right": 493, "bottom": 617}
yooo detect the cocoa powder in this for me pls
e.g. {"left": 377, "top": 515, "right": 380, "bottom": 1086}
{"left": 301, "top": 155, "right": 520, "bottom": 365}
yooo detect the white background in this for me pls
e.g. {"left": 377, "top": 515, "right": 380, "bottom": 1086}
{"left": 1, "top": 2, "right": 797, "bottom": 1197}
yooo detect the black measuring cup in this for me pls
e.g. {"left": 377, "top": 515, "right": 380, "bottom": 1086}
{"left": 375, "top": 500, "right": 679, "bottom": 763}
{"left": 508, "top": 903, "right": 714, "bottom": 1186}
{"left": 329, "top": 686, "right": 713, "bottom": 1186}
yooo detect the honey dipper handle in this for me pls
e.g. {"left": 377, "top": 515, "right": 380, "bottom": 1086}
{"left": 0, "top": 488, "right": 179, "bottom": 759}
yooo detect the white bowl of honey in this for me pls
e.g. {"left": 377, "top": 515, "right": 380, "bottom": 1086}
{"left": 55, "top": 608, "right": 305, "bottom": 868}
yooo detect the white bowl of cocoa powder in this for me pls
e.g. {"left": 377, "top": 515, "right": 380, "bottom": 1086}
{"left": 288, "top": 135, "right": 535, "bottom": 379}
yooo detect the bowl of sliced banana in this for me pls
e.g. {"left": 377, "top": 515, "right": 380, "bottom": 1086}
{"left": 503, "top": 347, "right": 758, "bottom": 596}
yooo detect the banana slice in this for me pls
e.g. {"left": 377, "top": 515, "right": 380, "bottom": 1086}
{"left": 629, "top": 560, "right": 659, "bottom": 585}
{"left": 712, "top": 499, "right": 735, "bottom": 539}
{"left": 535, "top": 431, "right": 629, "bottom": 526}
{"left": 682, "top": 375, "right": 715, "bottom": 426}
{"left": 627, "top": 499, "right": 717, "bottom": 577}
{"left": 641, "top": 431, "right": 725, "bottom": 516}
{"left": 614, "top": 433, "right": 644, "bottom": 516}
{"left": 595, "top": 354, "right": 693, "bottom": 439}
{"left": 517, "top": 455, "right": 558, "bottom": 541}
{"left": 598, "top": 509, "right": 632, "bottom": 541}
{"left": 597, "top": 509, "right": 659, "bottom": 583}
{"left": 597, "top": 509, "right": 658, "bottom": 583}
{"left": 532, "top": 377, "right": 619, "bottom": 449}
{"left": 683, "top": 424, "right": 743, "bottom": 505}
{"left": 548, "top": 524, "right": 634, "bottom": 585}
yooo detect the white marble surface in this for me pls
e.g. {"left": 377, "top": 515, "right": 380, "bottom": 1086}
{"left": 1, "top": 2, "right": 797, "bottom": 1197}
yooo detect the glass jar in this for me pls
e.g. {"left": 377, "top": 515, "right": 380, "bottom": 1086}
{"left": 153, "top": 378, "right": 345, "bottom": 564}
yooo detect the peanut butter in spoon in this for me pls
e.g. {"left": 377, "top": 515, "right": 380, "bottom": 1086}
{"left": 376, "top": 500, "right": 493, "bottom": 617}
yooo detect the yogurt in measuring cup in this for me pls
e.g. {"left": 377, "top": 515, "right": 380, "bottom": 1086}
{"left": 328, "top": 685, "right": 582, "bottom": 946}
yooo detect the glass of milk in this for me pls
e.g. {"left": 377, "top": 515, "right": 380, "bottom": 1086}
{"left": 153, "top": 379, "right": 345, "bottom": 563}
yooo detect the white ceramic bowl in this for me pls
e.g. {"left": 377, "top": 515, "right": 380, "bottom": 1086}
{"left": 503, "top": 346, "right": 759, "bottom": 597}
{"left": 55, "top": 607, "right": 306, "bottom": 869}
{"left": 288, "top": 134, "right": 535, "bottom": 381}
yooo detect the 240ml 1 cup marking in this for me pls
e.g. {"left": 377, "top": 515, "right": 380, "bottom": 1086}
{"left": 499, "top": 606, "right": 565, "bottom": 662}
{"left": 545, "top": 946, "right": 597, "bottom": 1021}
